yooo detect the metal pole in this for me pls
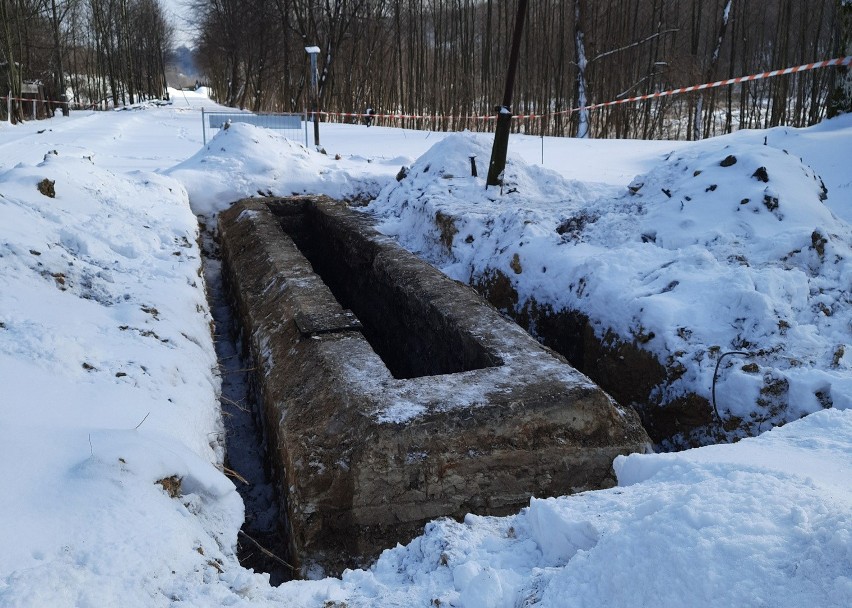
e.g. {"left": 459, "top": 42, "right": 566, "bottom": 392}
{"left": 312, "top": 77, "right": 320, "bottom": 147}
{"left": 305, "top": 46, "right": 321, "bottom": 147}
{"left": 486, "top": 0, "right": 529, "bottom": 188}
{"left": 202, "top": 107, "right": 206, "bottom": 146}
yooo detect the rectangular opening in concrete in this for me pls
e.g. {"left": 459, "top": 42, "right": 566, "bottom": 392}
{"left": 268, "top": 200, "right": 502, "bottom": 379}
{"left": 219, "top": 196, "right": 652, "bottom": 576}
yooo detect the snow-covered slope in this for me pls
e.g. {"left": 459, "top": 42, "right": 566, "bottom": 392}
{"left": 166, "top": 122, "right": 393, "bottom": 218}
{"left": 367, "top": 124, "right": 852, "bottom": 444}
{"left": 0, "top": 145, "right": 242, "bottom": 605}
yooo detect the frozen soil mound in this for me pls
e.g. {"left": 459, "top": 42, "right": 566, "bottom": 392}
{"left": 367, "top": 132, "right": 852, "bottom": 447}
{"left": 166, "top": 123, "right": 392, "bottom": 218}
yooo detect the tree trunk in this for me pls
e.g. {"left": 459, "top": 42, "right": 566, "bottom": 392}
{"left": 573, "top": 0, "right": 590, "bottom": 138}
{"left": 1, "top": 0, "right": 24, "bottom": 123}
{"left": 828, "top": 0, "right": 852, "bottom": 117}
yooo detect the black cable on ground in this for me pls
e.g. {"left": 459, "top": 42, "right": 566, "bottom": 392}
{"left": 711, "top": 350, "right": 755, "bottom": 424}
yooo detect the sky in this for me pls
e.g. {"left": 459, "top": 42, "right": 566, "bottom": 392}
{"left": 161, "top": 0, "right": 198, "bottom": 49}
{"left": 0, "top": 89, "right": 849, "bottom": 607}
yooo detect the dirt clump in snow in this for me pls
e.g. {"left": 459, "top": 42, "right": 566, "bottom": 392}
{"left": 37, "top": 178, "right": 55, "bottom": 198}
{"left": 157, "top": 475, "right": 183, "bottom": 498}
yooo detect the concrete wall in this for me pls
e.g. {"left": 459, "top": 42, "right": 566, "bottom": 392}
{"left": 218, "top": 196, "right": 651, "bottom": 577}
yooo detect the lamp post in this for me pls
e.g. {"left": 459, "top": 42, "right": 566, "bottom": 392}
{"left": 305, "top": 46, "right": 321, "bottom": 147}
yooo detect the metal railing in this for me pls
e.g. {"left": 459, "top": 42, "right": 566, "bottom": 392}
{"left": 201, "top": 109, "right": 308, "bottom": 146}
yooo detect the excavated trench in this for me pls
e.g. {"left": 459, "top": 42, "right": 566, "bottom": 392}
{"left": 270, "top": 199, "right": 501, "bottom": 380}
{"left": 216, "top": 195, "right": 651, "bottom": 577}
{"left": 472, "top": 275, "right": 717, "bottom": 447}
{"left": 201, "top": 230, "right": 293, "bottom": 585}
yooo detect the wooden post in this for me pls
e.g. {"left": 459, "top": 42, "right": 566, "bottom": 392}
{"left": 486, "top": 0, "right": 529, "bottom": 188}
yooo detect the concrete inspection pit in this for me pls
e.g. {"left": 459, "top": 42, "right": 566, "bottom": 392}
{"left": 218, "top": 196, "right": 651, "bottom": 576}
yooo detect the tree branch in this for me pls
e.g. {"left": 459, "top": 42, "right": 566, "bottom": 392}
{"left": 590, "top": 28, "right": 679, "bottom": 64}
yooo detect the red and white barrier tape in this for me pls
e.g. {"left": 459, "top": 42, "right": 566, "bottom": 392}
{"left": 315, "top": 55, "right": 852, "bottom": 123}
{"left": 1, "top": 95, "right": 68, "bottom": 104}
{"left": 7, "top": 55, "right": 846, "bottom": 122}
{"left": 2, "top": 96, "right": 115, "bottom": 112}
{"left": 318, "top": 109, "right": 490, "bottom": 121}
{"left": 317, "top": 109, "right": 494, "bottom": 122}
{"left": 571, "top": 55, "right": 852, "bottom": 115}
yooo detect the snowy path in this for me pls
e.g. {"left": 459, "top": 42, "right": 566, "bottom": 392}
{"left": 0, "top": 92, "right": 218, "bottom": 174}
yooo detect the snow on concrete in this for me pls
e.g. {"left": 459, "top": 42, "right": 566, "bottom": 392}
{"left": 0, "top": 89, "right": 850, "bottom": 606}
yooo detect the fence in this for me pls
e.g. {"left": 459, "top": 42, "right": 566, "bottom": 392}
{"left": 201, "top": 109, "right": 307, "bottom": 146}
{"left": 314, "top": 55, "right": 852, "bottom": 136}
{"left": 2, "top": 90, "right": 69, "bottom": 122}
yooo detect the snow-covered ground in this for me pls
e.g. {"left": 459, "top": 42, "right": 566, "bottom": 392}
{"left": 364, "top": 127, "right": 852, "bottom": 444}
{"left": 0, "top": 90, "right": 850, "bottom": 606}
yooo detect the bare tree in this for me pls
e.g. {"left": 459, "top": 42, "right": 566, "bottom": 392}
{"left": 828, "top": 0, "right": 852, "bottom": 117}
{"left": 1, "top": 0, "right": 30, "bottom": 122}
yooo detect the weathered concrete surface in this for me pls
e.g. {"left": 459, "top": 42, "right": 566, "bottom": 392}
{"left": 218, "top": 196, "right": 651, "bottom": 577}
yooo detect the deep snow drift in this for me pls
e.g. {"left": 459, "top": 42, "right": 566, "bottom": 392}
{"left": 0, "top": 91, "right": 850, "bottom": 606}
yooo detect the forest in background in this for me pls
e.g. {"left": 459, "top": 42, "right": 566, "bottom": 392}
{"left": 1, "top": 0, "right": 172, "bottom": 122}
{"left": 195, "top": 0, "right": 850, "bottom": 139}
{"left": 1, "top": 0, "right": 850, "bottom": 139}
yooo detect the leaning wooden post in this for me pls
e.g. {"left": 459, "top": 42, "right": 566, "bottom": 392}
{"left": 486, "top": 0, "right": 529, "bottom": 188}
